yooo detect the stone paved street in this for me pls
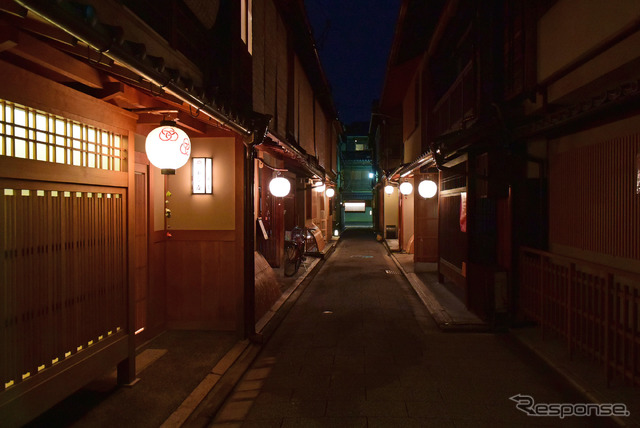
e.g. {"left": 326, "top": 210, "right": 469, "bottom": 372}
{"left": 212, "top": 230, "right": 619, "bottom": 427}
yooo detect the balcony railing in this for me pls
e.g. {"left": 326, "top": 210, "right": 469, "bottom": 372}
{"left": 519, "top": 247, "right": 640, "bottom": 386}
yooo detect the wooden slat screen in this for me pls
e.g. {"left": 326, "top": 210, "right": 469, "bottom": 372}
{"left": 1, "top": 184, "right": 127, "bottom": 391}
{"left": 549, "top": 137, "right": 640, "bottom": 261}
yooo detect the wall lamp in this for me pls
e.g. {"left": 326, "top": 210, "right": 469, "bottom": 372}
{"left": 192, "top": 157, "right": 213, "bottom": 194}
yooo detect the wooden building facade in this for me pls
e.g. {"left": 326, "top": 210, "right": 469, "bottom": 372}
{"left": 375, "top": 0, "right": 640, "bottom": 385}
{"left": 0, "top": 0, "right": 340, "bottom": 425}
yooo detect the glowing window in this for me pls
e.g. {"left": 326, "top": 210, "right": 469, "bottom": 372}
{"left": 0, "top": 99, "right": 125, "bottom": 171}
{"left": 344, "top": 202, "right": 366, "bottom": 212}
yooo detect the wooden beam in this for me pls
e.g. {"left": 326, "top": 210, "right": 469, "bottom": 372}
{"left": 0, "top": 156, "right": 128, "bottom": 187}
{"left": 135, "top": 113, "right": 162, "bottom": 125}
{"left": 0, "top": 59, "right": 137, "bottom": 133}
{"left": 0, "top": 0, "right": 27, "bottom": 18}
{"left": 176, "top": 111, "right": 208, "bottom": 134}
{"left": 8, "top": 29, "right": 103, "bottom": 88}
{"left": 90, "top": 81, "right": 126, "bottom": 101}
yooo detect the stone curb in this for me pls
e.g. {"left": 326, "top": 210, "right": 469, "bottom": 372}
{"left": 383, "top": 240, "right": 489, "bottom": 333}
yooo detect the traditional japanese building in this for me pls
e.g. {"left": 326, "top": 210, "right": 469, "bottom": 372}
{"left": 374, "top": 0, "right": 640, "bottom": 386}
{"left": 0, "top": 0, "right": 340, "bottom": 425}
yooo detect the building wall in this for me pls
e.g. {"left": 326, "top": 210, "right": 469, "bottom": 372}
{"left": 538, "top": 0, "right": 640, "bottom": 82}
{"left": 383, "top": 188, "right": 399, "bottom": 235}
{"left": 294, "top": 56, "right": 316, "bottom": 155}
{"left": 161, "top": 137, "right": 244, "bottom": 330}
{"left": 548, "top": 115, "right": 640, "bottom": 274}
{"left": 331, "top": 126, "right": 339, "bottom": 174}
{"left": 402, "top": 76, "right": 422, "bottom": 163}
{"left": 414, "top": 173, "right": 438, "bottom": 263}
{"left": 538, "top": 0, "right": 640, "bottom": 104}
{"left": 400, "top": 178, "right": 415, "bottom": 250}
{"left": 253, "top": 0, "right": 289, "bottom": 137}
{"left": 315, "top": 100, "right": 328, "bottom": 167}
{"left": 167, "top": 137, "right": 236, "bottom": 230}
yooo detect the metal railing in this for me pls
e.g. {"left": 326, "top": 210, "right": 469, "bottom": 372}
{"left": 519, "top": 247, "right": 640, "bottom": 386}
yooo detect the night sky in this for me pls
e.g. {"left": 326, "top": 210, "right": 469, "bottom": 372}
{"left": 304, "top": 0, "right": 400, "bottom": 127}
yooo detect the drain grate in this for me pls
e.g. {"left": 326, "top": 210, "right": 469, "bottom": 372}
{"left": 385, "top": 269, "right": 401, "bottom": 275}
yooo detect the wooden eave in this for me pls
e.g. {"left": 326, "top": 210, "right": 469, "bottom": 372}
{"left": 8, "top": 0, "right": 252, "bottom": 135}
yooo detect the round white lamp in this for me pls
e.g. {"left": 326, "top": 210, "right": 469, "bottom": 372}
{"left": 418, "top": 180, "right": 438, "bottom": 198}
{"left": 384, "top": 185, "right": 394, "bottom": 195}
{"left": 326, "top": 188, "right": 335, "bottom": 198}
{"left": 399, "top": 181, "right": 413, "bottom": 195}
{"left": 145, "top": 120, "right": 191, "bottom": 174}
{"left": 269, "top": 176, "right": 291, "bottom": 197}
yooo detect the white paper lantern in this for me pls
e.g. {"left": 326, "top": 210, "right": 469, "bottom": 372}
{"left": 384, "top": 185, "right": 394, "bottom": 195}
{"left": 418, "top": 180, "right": 438, "bottom": 198}
{"left": 269, "top": 176, "right": 291, "bottom": 197}
{"left": 145, "top": 121, "right": 191, "bottom": 174}
{"left": 399, "top": 182, "right": 413, "bottom": 195}
{"left": 326, "top": 188, "right": 335, "bottom": 198}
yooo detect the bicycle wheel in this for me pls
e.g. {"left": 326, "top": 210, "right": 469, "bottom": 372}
{"left": 283, "top": 245, "right": 297, "bottom": 277}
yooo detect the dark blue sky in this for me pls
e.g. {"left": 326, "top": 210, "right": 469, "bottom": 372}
{"left": 304, "top": 0, "right": 399, "bottom": 126}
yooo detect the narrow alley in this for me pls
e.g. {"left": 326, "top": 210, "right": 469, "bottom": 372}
{"left": 210, "top": 230, "right": 617, "bottom": 428}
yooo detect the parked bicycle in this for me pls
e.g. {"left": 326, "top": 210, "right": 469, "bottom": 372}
{"left": 284, "top": 226, "right": 306, "bottom": 277}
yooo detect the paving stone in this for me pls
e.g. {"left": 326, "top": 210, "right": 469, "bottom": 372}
{"left": 367, "top": 417, "right": 455, "bottom": 428}
{"left": 245, "top": 399, "right": 327, "bottom": 419}
{"left": 281, "top": 416, "right": 367, "bottom": 428}
{"left": 325, "top": 399, "right": 407, "bottom": 417}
